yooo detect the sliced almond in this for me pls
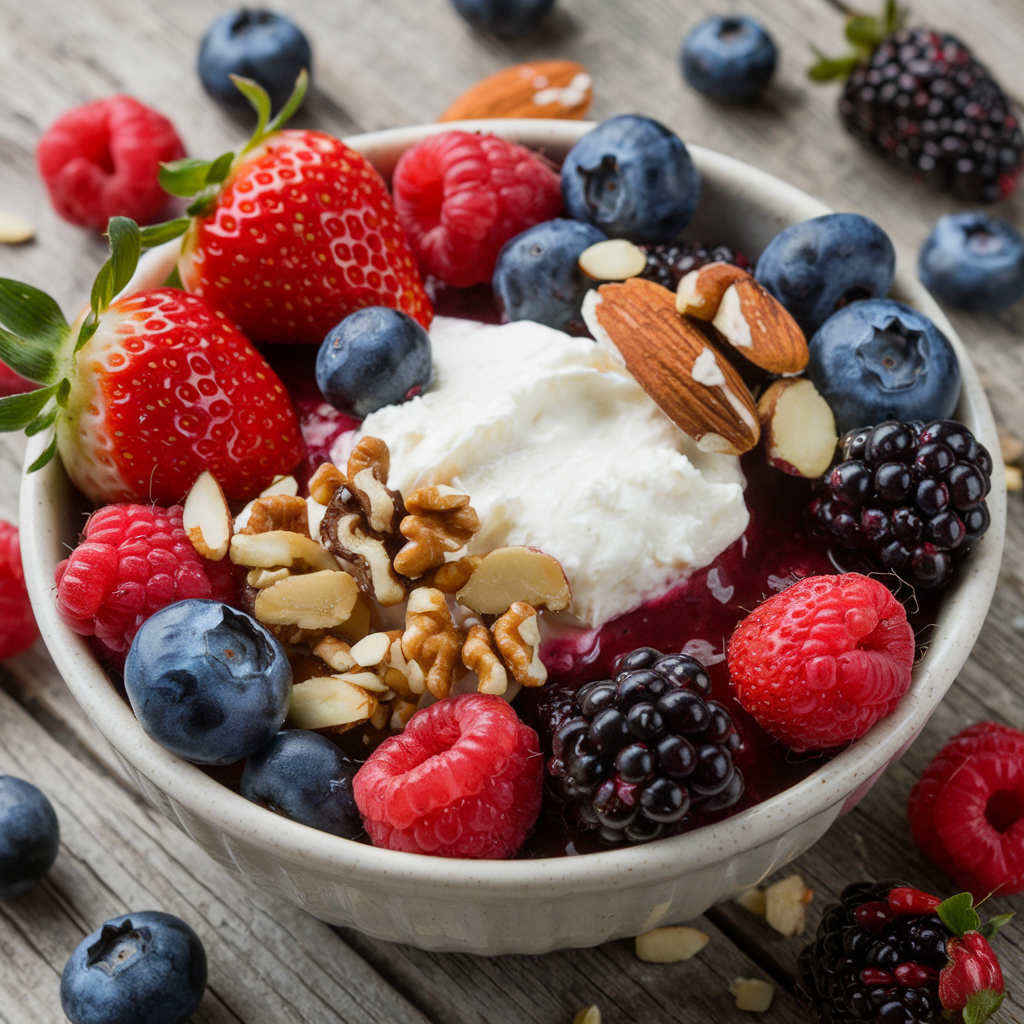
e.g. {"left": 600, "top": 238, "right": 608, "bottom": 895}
{"left": 730, "top": 978, "right": 775, "bottom": 1013}
{"left": 676, "top": 261, "right": 751, "bottom": 320}
{"left": 182, "top": 471, "right": 232, "bottom": 561}
{"left": 764, "top": 874, "right": 813, "bottom": 937}
{"left": 247, "top": 567, "right": 290, "bottom": 589}
{"left": 758, "top": 378, "right": 838, "bottom": 479}
{"left": 230, "top": 530, "right": 341, "bottom": 573}
{"left": 584, "top": 279, "right": 760, "bottom": 456}
{"left": 456, "top": 546, "right": 571, "bottom": 616}
{"left": 312, "top": 635, "right": 357, "bottom": 673}
{"left": 254, "top": 569, "right": 359, "bottom": 630}
{"left": 438, "top": 60, "right": 592, "bottom": 122}
{"left": 336, "top": 594, "right": 373, "bottom": 643}
{"left": 733, "top": 887, "right": 768, "bottom": 916}
{"left": 337, "top": 670, "right": 391, "bottom": 694}
{"left": 712, "top": 278, "right": 809, "bottom": 374}
{"left": 573, "top": 1007, "right": 602, "bottom": 1024}
{"left": 287, "top": 676, "right": 377, "bottom": 730}
{"left": 634, "top": 926, "right": 710, "bottom": 963}
{"left": 0, "top": 211, "right": 35, "bottom": 244}
{"left": 350, "top": 631, "right": 392, "bottom": 667}
{"left": 579, "top": 239, "right": 647, "bottom": 281}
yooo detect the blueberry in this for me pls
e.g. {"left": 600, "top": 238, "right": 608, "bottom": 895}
{"left": 755, "top": 213, "right": 897, "bottom": 335}
{"left": 124, "top": 600, "right": 291, "bottom": 766}
{"left": 198, "top": 9, "right": 311, "bottom": 115}
{"left": 450, "top": 0, "right": 554, "bottom": 37}
{"left": 240, "top": 730, "right": 362, "bottom": 839}
{"left": 918, "top": 212, "right": 1024, "bottom": 312}
{"left": 0, "top": 776, "right": 59, "bottom": 899}
{"left": 806, "top": 299, "right": 961, "bottom": 434}
{"left": 493, "top": 219, "right": 607, "bottom": 333}
{"left": 681, "top": 16, "right": 777, "bottom": 102}
{"left": 561, "top": 115, "right": 700, "bottom": 244}
{"left": 316, "top": 306, "right": 433, "bottom": 418}
{"left": 61, "top": 911, "right": 206, "bottom": 1024}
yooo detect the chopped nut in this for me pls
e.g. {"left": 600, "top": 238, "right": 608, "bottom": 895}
{"left": 287, "top": 675, "right": 378, "bottom": 732}
{"left": 401, "top": 588, "right": 464, "bottom": 699}
{"left": 0, "top": 210, "right": 35, "bottom": 244}
{"left": 247, "top": 567, "right": 291, "bottom": 589}
{"left": 394, "top": 485, "right": 480, "bottom": 578}
{"left": 493, "top": 601, "right": 546, "bottom": 687}
{"left": 337, "top": 670, "right": 392, "bottom": 694}
{"left": 335, "top": 595, "right": 374, "bottom": 643}
{"left": 390, "top": 697, "right": 419, "bottom": 731}
{"left": 312, "top": 636, "right": 357, "bottom": 673}
{"left": 730, "top": 978, "right": 775, "bottom": 1013}
{"left": 579, "top": 238, "right": 647, "bottom": 281}
{"left": 347, "top": 436, "right": 403, "bottom": 536}
{"left": 455, "top": 545, "right": 571, "bottom": 615}
{"left": 239, "top": 493, "right": 310, "bottom": 537}
{"left": 230, "top": 529, "right": 341, "bottom": 573}
{"left": 182, "top": 471, "right": 232, "bottom": 560}
{"left": 462, "top": 623, "right": 509, "bottom": 696}
{"left": 261, "top": 474, "right": 299, "bottom": 498}
{"left": 254, "top": 570, "right": 359, "bottom": 630}
{"left": 634, "top": 926, "right": 710, "bottom": 963}
{"left": 573, "top": 1007, "right": 601, "bottom": 1024}
{"left": 321, "top": 498, "right": 408, "bottom": 606}
{"left": 733, "top": 887, "right": 768, "bottom": 916}
{"left": 676, "top": 261, "right": 751, "bottom": 320}
{"left": 1006, "top": 464, "right": 1023, "bottom": 492}
{"left": 422, "top": 554, "right": 484, "bottom": 593}
{"left": 309, "top": 462, "right": 346, "bottom": 505}
{"left": 764, "top": 874, "right": 813, "bottom": 937}
{"left": 758, "top": 378, "right": 838, "bottom": 479}
{"left": 351, "top": 631, "right": 393, "bottom": 667}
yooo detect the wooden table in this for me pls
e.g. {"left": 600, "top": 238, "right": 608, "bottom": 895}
{"left": 1, "top": 0, "right": 1022, "bottom": 1021}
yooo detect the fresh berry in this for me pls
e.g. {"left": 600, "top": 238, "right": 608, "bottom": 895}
{"left": 0, "top": 362, "right": 36, "bottom": 397}
{"left": 545, "top": 647, "right": 745, "bottom": 844}
{"left": 198, "top": 9, "right": 312, "bottom": 115}
{"left": 754, "top": 213, "right": 896, "bottom": 336}
{"left": 241, "top": 730, "right": 362, "bottom": 839}
{"left": 908, "top": 721, "right": 1024, "bottom": 898}
{"left": 638, "top": 239, "right": 750, "bottom": 291}
{"left": 450, "top": 0, "right": 554, "bottom": 37}
{"left": 61, "top": 911, "right": 207, "bottom": 1024}
{"left": 124, "top": 599, "right": 291, "bottom": 766}
{"left": 36, "top": 96, "right": 185, "bottom": 231}
{"left": 681, "top": 16, "right": 777, "bottom": 103}
{"left": 810, "top": 420, "right": 992, "bottom": 589}
{"left": 940, "top": 931, "right": 1006, "bottom": 1015}
{"left": 560, "top": 115, "right": 700, "bottom": 245}
{"left": 392, "top": 130, "right": 563, "bottom": 289}
{"left": 806, "top": 299, "right": 961, "bottom": 435}
{"left": 353, "top": 693, "right": 542, "bottom": 859}
{"left": 918, "top": 213, "right": 1024, "bottom": 312}
{"left": 315, "top": 306, "right": 433, "bottom": 417}
{"left": 0, "top": 776, "right": 60, "bottom": 899}
{"left": 727, "top": 573, "right": 915, "bottom": 752}
{"left": 492, "top": 218, "right": 607, "bottom": 333}
{"left": 0, "top": 521, "right": 40, "bottom": 659}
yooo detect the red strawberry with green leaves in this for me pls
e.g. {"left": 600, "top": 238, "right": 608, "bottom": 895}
{"left": 157, "top": 71, "right": 431, "bottom": 346}
{"left": 0, "top": 217, "right": 304, "bottom": 506}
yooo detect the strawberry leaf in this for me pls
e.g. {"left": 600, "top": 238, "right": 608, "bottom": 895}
{"left": 26, "top": 433, "right": 57, "bottom": 473}
{"left": 978, "top": 912, "right": 1014, "bottom": 941}
{"left": 845, "top": 15, "right": 880, "bottom": 48}
{"left": 963, "top": 989, "right": 1005, "bottom": 1024}
{"left": 233, "top": 75, "right": 273, "bottom": 152}
{"left": 0, "top": 326, "right": 59, "bottom": 383}
{"left": 205, "top": 151, "right": 235, "bottom": 187}
{"left": 808, "top": 51, "right": 861, "bottom": 81}
{"left": 24, "top": 405, "right": 57, "bottom": 437}
{"left": 0, "top": 279, "right": 68, "bottom": 351}
{"left": 937, "top": 893, "right": 982, "bottom": 937}
{"left": 0, "top": 381, "right": 62, "bottom": 431}
{"left": 139, "top": 218, "right": 191, "bottom": 247}
{"left": 74, "top": 314, "right": 98, "bottom": 355}
{"left": 266, "top": 68, "right": 309, "bottom": 136}
{"left": 90, "top": 218, "right": 141, "bottom": 318}
{"left": 159, "top": 157, "right": 235, "bottom": 199}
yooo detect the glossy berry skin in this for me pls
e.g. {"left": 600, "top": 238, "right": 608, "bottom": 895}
{"left": 241, "top": 730, "right": 362, "bottom": 839}
{"left": 37, "top": 96, "right": 185, "bottom": 230}
{"left": 60, "top": 911, "right": 206, "bottom": 1024}
{"left": 316, "top": 306, "right": 433, "bottom": 418}
{"left": 638, "top": 240, "right": 749, "bottom": 291}
{"left": 754, "top": 213, "right": 896, "bottom": 336}
{"left": 450, "top": 0, "right": 554, "bottom": 37}
{"left": 198, "top": 10, "right": 312, "bottom": 115}
{"left": 125, "top": 600, "right": 292, "bottom": 766}
{"left": 179, "top": 129, "right": 432, "bottom": 345}
{"left": 0, "top": 521, "right": 39, "bottom": 660}
{"left": 492, "top": 218, "right": 606, "bottom": 333}
{"left": 0, "top": 776, "right": 59, "bottom": 899}
{"left": 918, "top": 213, "right": 1024, "bottom": 312}
{"left": 806, "top": 299, "right": 960, "bottom": 435}
{"left": 681, "top": 17, "right": 777, "bottom": 103}
{"left": 940, "top": 932, "right": 1005, "bottom": 1013}
{"left": 561, "top": 115, "right": 700, "bottom": 245}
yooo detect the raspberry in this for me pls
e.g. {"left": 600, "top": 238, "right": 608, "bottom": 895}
{"left": 54, "top": 504, "right": 214, "bottom": 669}
{"left": 36, "top": 95, "right": 185, "bottom": 231}
{"left": 353, "top": 694, "right": 542, "bottom": 859}
{"left": 727, "top": 573, "right": 915, "bottom": 751}
{"left": 392, "top": 130, "right": 563, "bottom": 288}
{"left": 908, "top": 722, "right": 1024, "bottom": 899}
{"left": 0, "top": 521, "right": 40, "bottom": 660}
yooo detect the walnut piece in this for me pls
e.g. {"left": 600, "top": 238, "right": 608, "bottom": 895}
{"left": 347, "top": 437, "right": 404, "bottom": 536}
{"left": 309, "top": 462, "right": 346, "bottom": 505}
{"left": 239, "top": 493, "right": 310, "bottom": 537}
{"left": 493, "top": 601, "right": 547, "bottom": 687}
{"left": 394, "top": 485, "right": 481, "bottom": 578}
{"left": 422, "top": 554, "right": 484, "bottom": 594}
{"left": 462, "top": 623, "right": 509, "bottom": 696}
{"left": 401, "top": 588, "right": 464, "bottom": 699}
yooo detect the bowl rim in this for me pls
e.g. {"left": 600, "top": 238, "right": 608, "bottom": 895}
{"left": 20, "top": 118, "right": 1007, "bottom": 896}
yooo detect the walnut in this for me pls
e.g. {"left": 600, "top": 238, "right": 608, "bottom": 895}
{"left": 421, "top": 554, "right": 484, "bottom": 594}
{"left": 462, "top": 623, "right": 509, "bottom": 696}
{"left": 347, "top": 436, "right": 404, "bottom": 536}
{"left": 493, "top": 601, "right": 547, "bottom": 687}
{"left": 309, "top": 462, "right": 346, "bottom": 505}
{"left": 401, "top": 588, "right": 464, "bottom": 699}
{"left": 394, "top": 485, "right": 480, "bottom": 578}
{"left": 239, "top": 494, "right": 310, "bottom": 537}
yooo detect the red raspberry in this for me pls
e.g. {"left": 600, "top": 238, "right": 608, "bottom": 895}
{"left": 36, "top": 95, "right": 185, "bottom": 230}
{"left": 54, "top": 504, "right": 214, "bottom": 668}
{"left": 353, "top": 693, "right": 543, "bottom": 859}
{"left": 0, "top": 521, "right": 40, "bottom": 660}
{"left": 939, "top": 931, "right": 1006, "bottom": 1013}
{"left": 727, "top": 573, "right": 915, "bottom": 751}
{"left": 908, "top": 721, "right": 1024, "bottom": 898}
{"left": 392, "top": 130, "right": 563, "bottom": 288}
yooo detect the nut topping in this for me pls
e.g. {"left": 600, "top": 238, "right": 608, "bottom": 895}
{"left": 462, "top": 623, "right": 509, "bottom": 696}
{"left": 182, "top": 471, "right": 232, "bottom": 561}
{"left": 676, "top": 261, "right": 752, "bottom": 320}
{"left": 711, "top": 278, "right": 809, "bottom": 374}
{"left": 578, "top": 239, "right": 647, "bottom": 282}
{"left": 308, "top": 462, "right": 346, "bottom": 505}
{"left": 254, "top": 569, "right": 359, "bottom": 630}
{"left": 456, "top": 545, "right": 570, "bottom": 616}
{"left": 230, "top": 529, "right": 342, "bottom": 574}
{"left": 401, "top": 588, "right": 464, "bottom": 699}
{"left": 493, "top": 601, "right": 546, "bottom": 687}
{"left": 422, "top": 554, "right": 484, "bottom": 594}
{"left": 239, "top": 493, "right": 310, "bottom": 537}
{"left": 394, "top": 485, "right": 481, "bottom": 578}
{"left": 287, "top": 675, "right": 378, "bottom": 733}
{"left": 758, "top": 378, "right": 838, "bottom": 479}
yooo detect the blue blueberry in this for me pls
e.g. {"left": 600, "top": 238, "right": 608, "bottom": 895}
{"left": 681, "top": 16, "right": 777, "bottom": 103}
{"left": 561, "top": 115, "right": 701, "bottom": 245}
{"left": 61, "top": 911, "right": 206, "bottom": 1024}
{"left": 241, "top": 730, "right": 362, "bottom": 839}
{"left": 450, "top": 0, "right": 554, "bottom": 37}
{"left": 198, "top": 9, "right": 311, "bottom": 114}
{"left": 124, "top": 600, "right": 291, "bottom": 767}
{"left": 316, "top": 306, "right": 433, "bottom": 418}
{"left": 806, "top": 299, "right": 962, "bottom": 434}
{"left": 918, "top": 212, "right": 1024, "bottom": 312}
{"left": 0, "top": 776, "right": 59, "bottom": 899}
{"left": 492, "top": 219, "right": 607, "bottom": 333}
{"left": 755, "top": 213, "right": 897, "bottom": 336}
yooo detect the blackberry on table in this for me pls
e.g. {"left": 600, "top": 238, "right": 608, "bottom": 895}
{"left": 638, "top": 241, "right": 749, "bottom": 291}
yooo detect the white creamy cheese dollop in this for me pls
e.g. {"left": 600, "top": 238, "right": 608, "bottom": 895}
{"left": 344, "top": 316, "right": 749, "bottom": 627}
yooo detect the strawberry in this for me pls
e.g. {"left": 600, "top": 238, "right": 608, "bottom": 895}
{"left": 0, "top": 217, "right": 304, "bottom": 506}
{"left": 940, "top": 931, "right": 1006, "bottom": 1015}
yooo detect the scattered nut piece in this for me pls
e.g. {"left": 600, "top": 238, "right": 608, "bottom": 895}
{"left": 711, "top": 278, "right": 809, "bottom": 374}
{"left": 347, "top": 436, "right": 404, "bottom": 535}
{"left": 0, "top": 211, "right": 35, "bottom": 244}
{"left": 676, "top": 261, "right": 751, "bottom": 320}
{"left": 733, "top": 887, "right": 768, "bottom": 916}
{"left": 730, "top": 978, "right": 775, "bottom": 1013}
{"left": 438, "top": 60, "right": 593, "bottom": 122}
{"left": 321, "top": 497, "right": 408, "bottom": 606}
{"left": 634, "top": 926, "right": 710, "bottom": 963}
{"left": 255, "top": 569, "right": 359, "bottom": 630}
{"left": 230, "top": 529, "right": 341, "bottom": 573}
{"left": 287, "top": 675, "right": 378, "bottom": 732}
{"left": 182, "top": 471, "right": 232, "bottom": 561}
{"left": 764, "top": 874, "right": 813, "bottom": 937}
{"left": 401, "top": 588, "right": 464, "bottom": 698}
{"left": 573, "top": 1006, "right": 602, "bottom": 1024}
{"left": 309, "top": 462, "right": 346, "bottom": 505}
{"left": 394, "top": 485, "right": 480, "bottom": 578}
{"left": 493, "top": 601, "right": 546, "bottom": 687}
{"left": 247, "top": 567, "right": 290, "bottom": 589}
{"left": 422, "top": 554, "right": 484, "bottom": 594}
{"left": 240, "top": 493, "right": 310, "bottom": 537}
{"left": 456, "top": 546, "right": 571, "bottom": 615}
{"left": 758, "top": 378, "right": 838, "bottom": 479}
{"left": 261, "top": 474, "right": 299, "bottom": 498}
{"left": 312, "top": 636, "right": 357, "bottom": 673}
{"left": 350, "top": 631, "right": 393, "bottom": 668}
{"left": 462, "top": 623, "right": 509, "bottom": 696}
{"left": 335, "top": 595, "right": 374, "bottom": 643}
{"left": 579, "top": 239, "right": 647, "bottom": 281}
{"left": 337, "top": 670, "right": 392, "bottom": 694}
{"left": 1006, "top": 464, "right": 1023, "bottom": 492}
{"left": 390, "top": 697, "right": 419, "bottom": 731}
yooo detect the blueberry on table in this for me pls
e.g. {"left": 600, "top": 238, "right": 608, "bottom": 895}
{"left": 0, "top": 776, "right": 59, "bottom": 899}
{"left": 198, "top": 9, "right": 311, "bottom": 114}
{"left": 124, "top": 600, "right": 292, "bottom": 766}
{"left": 755, "top": 213, "right": 896, "bottom": 336}
{"left": 450, "top": 0, "right": 555, "bottom": 37}
{"left": 560, "top": 115, "right": 701, "bottom": 245}
{"left": 918, "top": 212, "right": 1024, "bottom": 312}
{"left": 241, "top": 730, "right": 363, "bottom": 839}
{"left": 806, "top": 299, "right": 961, "bottom": 434}
{"left": 61, "top": 911, "right": 207, "bottom": 1024}
{"left": 681, "top": 16, "right": 777, "bottom": 103}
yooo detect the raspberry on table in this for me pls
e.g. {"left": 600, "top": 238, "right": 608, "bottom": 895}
{"left": 392, "top": 130, "right": 563, "bottom": 288}
{"left": 353, "top": 693, "right": 542, "bottom": 859}
{"left": 727, "top": 573, "right": 915, "bottom": 752}
{"left": 908, "top": 721, "right": 1024, "bottom": 899}
{"left": 0, "top": 521, "right": 40, "bottom": 660}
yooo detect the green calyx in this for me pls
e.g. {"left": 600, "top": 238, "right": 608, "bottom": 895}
{"left": 963, "top": 989, "right": 1005, "bottom": 1024}
{"left": 936, "top": 891, "right": 1014, "bottom": 939}
{"left": 808, "top": 0, "right": 908, "bottom": 82}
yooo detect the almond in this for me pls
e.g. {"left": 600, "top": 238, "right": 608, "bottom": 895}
{"left": 758, "top": 378, "right": 838, "bottom": 478}
{"left": 456, "top": 546, "right": 571, "bottom": 615}
{"left": 438, "top": 60, "right": 593, "bottom": 122}
{"left": 287, "top": 676, "right": 377, "bottom": 731}
{"left": 712, "top": 278, "right": 809, "bottom": 374}
{"left": 254, "top": 569, "right": 359, "bottom": 630}
{"left": 229, "top": 529, "right": 341, "bottom": 573}
{"left": 676, "top": 261, "right": 752, "bottom": 320}
{"left": 583, "top": 278, "right": 760, "bottom": 456}
{"left": 182, "top": 470, "right": 232, "bottom": 561}
{"left": 579, "top": 239, "right": 647, "bottom": 281}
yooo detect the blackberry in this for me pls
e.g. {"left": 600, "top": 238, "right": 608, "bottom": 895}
{"left": 810, "top": 420, "right": 992, "bottom": 589}
{"left": 545, "top": 646, "right": 744, "bottom": 844}
{"left": 638, "top": 241, "right": 749, "bottom": 291}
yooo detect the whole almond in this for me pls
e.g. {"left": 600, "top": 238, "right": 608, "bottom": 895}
{"left": 676, "top": 261, "right": 752, "bottom": 320}
{"left": 712, "top": 278, "right": 809, "bottom": 374}
{"left": 438, "top": 61, "right": 593, "bottom": 122}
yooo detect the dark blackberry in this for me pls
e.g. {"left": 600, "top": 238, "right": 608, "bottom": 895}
{"left": 638, "top": 241, "right": 750, "bottom": 291}
{"left": 545, "top": 647, "right": 744, "bottom": 844}
{"left": 810, "top": 419, "right": 992, "bottom": 589}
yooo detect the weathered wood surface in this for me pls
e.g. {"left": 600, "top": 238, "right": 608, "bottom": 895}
{"left": 0, "top": 0, "right": 1023, "bottom": 1022}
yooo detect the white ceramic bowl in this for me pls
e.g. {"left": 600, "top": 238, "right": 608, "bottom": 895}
{"left": 20, "top": 120, "right": 1006, "bottom": 954}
